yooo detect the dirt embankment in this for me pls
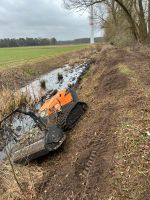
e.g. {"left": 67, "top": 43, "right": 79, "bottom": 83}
{"left": 35, "top": 46, "right": 150, "bottom": 200}
{"left": 1, "top": 46, "right": 150, "bottom": 200}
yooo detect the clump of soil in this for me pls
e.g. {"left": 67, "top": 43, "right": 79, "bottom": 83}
{"left": 100, "top": 68, "right": 127, "bottom": 93}
{"left": 40, "top": 80, "right": 46, "bottom": 90}
{"left": 57, "top": 72, "right": 63, "bottom": 82}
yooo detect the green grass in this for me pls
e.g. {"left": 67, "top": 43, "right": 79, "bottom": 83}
{"left": 0, "top": 44, "right": 89, "bottom": 69}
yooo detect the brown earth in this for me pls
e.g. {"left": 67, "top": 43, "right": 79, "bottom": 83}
{"left": 1, "top": 45, "right": 150, "bottom": 200}
{"left": 33, "top": 46, "right": 149, "bottom": 200}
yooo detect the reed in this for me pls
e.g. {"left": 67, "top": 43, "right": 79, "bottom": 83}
{"left": 57, "top": 73, "right": 63, "bottom": 82}
{"left": 0, "top": 87, "right": 34, "bottom": 122}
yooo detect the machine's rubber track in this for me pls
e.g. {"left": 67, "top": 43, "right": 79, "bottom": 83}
{"left": 57, "top": 102, "right": 87, "bottom": 131}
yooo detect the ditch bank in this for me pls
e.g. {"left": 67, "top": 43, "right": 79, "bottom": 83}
{"left": 0, "top": 58, "right": 94, "bottom": 160}
{"left": 0, "top": 48, "right": 92, "bottom": 90}
{"left": 0, "top": 46, "right": 150, "bottom": 200}
{"left": 36, "top": 46, "right": 150, "bottom": 200}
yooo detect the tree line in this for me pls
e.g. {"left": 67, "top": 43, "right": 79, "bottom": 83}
{"left": 0, "top": 37, "right": 103, "bottom": 48}
{"left": 58, "top": 37, "right": 103, "bottom": 45}
{"left": 0, "top": 37, "right": 57, "bottom": 48}
{"left": 64, "top": 0, "right": 150, "bottom": 46}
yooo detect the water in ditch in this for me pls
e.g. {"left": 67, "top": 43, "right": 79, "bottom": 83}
{"left": 0, "top": 61, "right": 90, "bottom": 161}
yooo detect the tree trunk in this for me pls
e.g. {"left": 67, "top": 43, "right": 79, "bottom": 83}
{"left": 137, "top": 0, "right": 148, "bottom": 42}
{"left": 111, "top": 0, "right": 118, "bottom": 26}
{"left": 148, "top": 0, "right": 150, "bottom": 40}
{"left": 113, "top": 0, "right": 139, "bottom": 41}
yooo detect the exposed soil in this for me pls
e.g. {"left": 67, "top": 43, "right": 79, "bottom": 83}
{"left": 0, "top": 45, "right": 150, "bottom": 200}
{"left": 33, "top": 46, "right": 149, "bottom": 200}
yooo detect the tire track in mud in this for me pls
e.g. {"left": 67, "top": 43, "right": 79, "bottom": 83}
{"left": 80, "top": 135, "right": 107, "bottom": 179}
{"left": 72, "top": 104, "right": 116, "bottom": 200}
{"left": 54, "top": 48, "right": 150, "bottom": 200}
{"left": 77, "top": 135, "right": 109, "bottom": 200}
{"left": 37, "top": 101, "right": 116, "bottom": 200}
{"left": 37, "top": 47, "right": 129, "bottom": 200}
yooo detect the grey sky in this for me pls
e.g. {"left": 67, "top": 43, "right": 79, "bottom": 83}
{"left": 0, "top": 0, "right": 101, "bottom": 40}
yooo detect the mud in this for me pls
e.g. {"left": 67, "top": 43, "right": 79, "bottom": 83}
{"left": 100, "top": 68, "right": 127, "bottom": 93}
{"left": 35, "top": 46, "right": 150, "bottom": 200}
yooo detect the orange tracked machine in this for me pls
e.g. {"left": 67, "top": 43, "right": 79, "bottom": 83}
{"left": 39, "top": 86, "right": 87, "bottom": 130}
{"left": 2, "top": 85, "right": 88, "bottom": 163}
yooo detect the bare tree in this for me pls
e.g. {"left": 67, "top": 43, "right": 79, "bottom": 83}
{"left": 63, "top": 0, "right": 150, "bottom": 43}
{"left": 148, "top": 0, "right": 150, "bottom": 39}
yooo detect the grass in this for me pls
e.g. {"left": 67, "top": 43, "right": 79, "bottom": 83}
{"left": 0, "top": 88, "right": 35, "bottom": 121}
{"left": 113, "top": 121, "right": 150, "bottom": 199}
{"left": 117, "top": 63, "right": 134, "bottom": 76}
{"left": 0, "top": 44, "right": 89, "bottom": 69}
{"left": 0, "top": 161, "right": 43, "bottom": 200}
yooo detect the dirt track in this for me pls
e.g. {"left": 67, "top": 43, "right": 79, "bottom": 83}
{"left": 33, "top": 46, "right": 150, "bottom": 200}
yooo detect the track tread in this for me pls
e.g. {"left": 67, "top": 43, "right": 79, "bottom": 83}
{"left": 56, "top": 102, "right": 87, "bottom": 130}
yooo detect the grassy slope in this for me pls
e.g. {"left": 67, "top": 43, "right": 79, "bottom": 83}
{"left": 0, "top": 44, "right": 89, "bottom": 69}
{"left": 36, "top": 46, "right": 150, "bottom": 200}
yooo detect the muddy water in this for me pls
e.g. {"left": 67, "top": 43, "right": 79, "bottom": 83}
{"left": 21, "top": 63, "right": 89, "bottom": 99}
{"left": 0, "top": 62, "right": 90, "bottom": 161}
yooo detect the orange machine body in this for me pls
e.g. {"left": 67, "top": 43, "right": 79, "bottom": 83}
{"left": 39, "top": 88, "right": 73, "bottom": 116}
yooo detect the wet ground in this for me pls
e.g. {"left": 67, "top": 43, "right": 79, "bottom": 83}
{"left": 21, "top": 63, "right": 90, "bottom": 99}
{"left": 0, "top": 61, "right": 91, "bottom": 160}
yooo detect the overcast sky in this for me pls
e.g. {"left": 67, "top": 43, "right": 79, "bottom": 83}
{"left": 0, "top": 0, "right": 101, "bottom": 40}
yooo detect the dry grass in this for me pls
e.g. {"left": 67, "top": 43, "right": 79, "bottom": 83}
{"left": 117, "top": 63, "right": 134, "bottom": 76}
{"left": 0, "top": 87, "right": 34, "bottom": 122}
{"left": 68, "top": 48, "right": 92, "bottom": 66}
{"left": 94, "top": 43, "right": 103, "bottom": 52}
{"left": 113, "top": 121, "right": 150, "bottom": 199}
{"left": 105, "top": 48, "right": 150, "bottom": 199}
{"left": 0, "top": 87, "right": 45, "bottom": 200}
{"left": 0, "top": 161, "right": 43, "bottom": 200}
{"left": 79, "top": 46, "right": 150, "bottom": 199}
{"left": 68, "top": 57, "right": 82, "bottom": 66}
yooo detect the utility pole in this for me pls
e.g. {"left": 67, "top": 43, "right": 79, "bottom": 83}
{"left": 90, "top": 1, "right": 94, "bottom": 44}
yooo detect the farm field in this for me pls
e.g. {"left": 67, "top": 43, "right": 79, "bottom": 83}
{"left": 0, "top": 44, "right": 89, "bottom": 69}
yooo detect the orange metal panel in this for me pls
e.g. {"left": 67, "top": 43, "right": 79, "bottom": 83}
{"left": 39, "top": 88, "right": 73, "bottom": 116}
